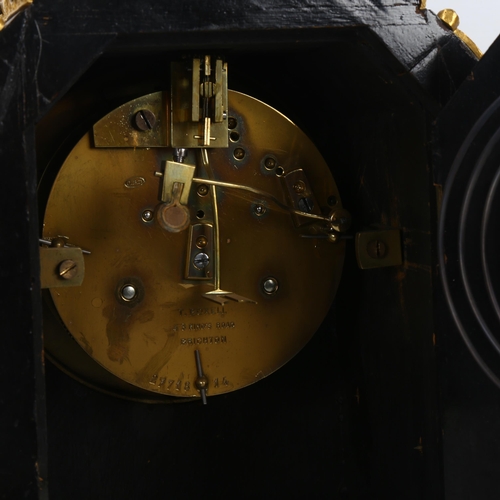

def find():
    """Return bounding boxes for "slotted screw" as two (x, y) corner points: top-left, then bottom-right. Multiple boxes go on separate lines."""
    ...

(58, 260), (77, 280)
(134, 109), (156, 131)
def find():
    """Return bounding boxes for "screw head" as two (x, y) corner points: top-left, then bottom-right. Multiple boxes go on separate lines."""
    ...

(228, 117), (237, 129)
(262, 277), (279, 295)
(254, 204), (267, 216)
(233, 148), (245, 160)
(329, 209), (351, 233)
(197, 184), (209, 196)
(293, 181), (306, 194)
(327, 195), (337, 207)
(298, 197), (313, 213)
(196, 236), (208, 249)
(366, 240), (387, 259)
(141, 210), (154, 222)
(193, 252), (210, 270)
(58, 260), (77, 280)
(120, 284), (137, 301)
(264, 157), (277, 170)
(134, 109), (156, 131)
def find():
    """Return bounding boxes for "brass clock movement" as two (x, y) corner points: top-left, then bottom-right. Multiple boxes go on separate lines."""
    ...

(39, 56), (348, 402)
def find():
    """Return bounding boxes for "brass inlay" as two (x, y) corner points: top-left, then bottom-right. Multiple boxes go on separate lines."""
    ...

(42, 90), (345, 399)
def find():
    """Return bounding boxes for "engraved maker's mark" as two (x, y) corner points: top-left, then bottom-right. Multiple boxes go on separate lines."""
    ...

(178, 306), (227, 318)
(124, 176), (146, 189)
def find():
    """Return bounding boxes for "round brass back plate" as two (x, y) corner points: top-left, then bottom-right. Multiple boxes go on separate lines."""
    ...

(43, 91), (345, 399)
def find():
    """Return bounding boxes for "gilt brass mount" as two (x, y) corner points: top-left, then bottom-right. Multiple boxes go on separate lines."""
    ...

(0, 0), (32, 31)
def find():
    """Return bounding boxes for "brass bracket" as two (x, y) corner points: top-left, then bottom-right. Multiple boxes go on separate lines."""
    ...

(282, 169), (321, 226)
(93, 91), (169, 148)
(186, 224), (214, 280)
(40, 247), (85, 288)
(157, 160), (196, 205)
(0, 0), (32, 31)
(171, 56), (228, 148)
(355, 229), (402, 270)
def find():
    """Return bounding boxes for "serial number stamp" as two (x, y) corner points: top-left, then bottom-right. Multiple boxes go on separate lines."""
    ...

(148, 374), (231, 392)
(180, 336), (227, 345)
